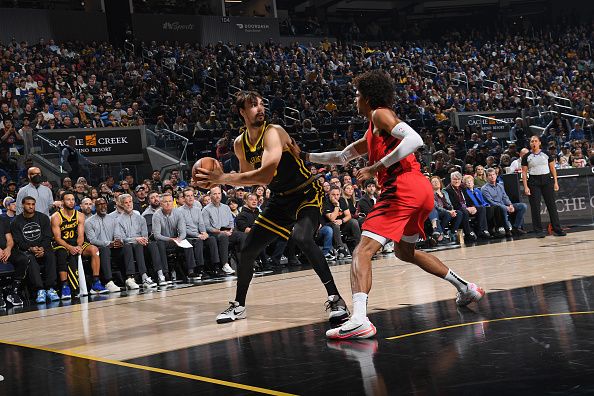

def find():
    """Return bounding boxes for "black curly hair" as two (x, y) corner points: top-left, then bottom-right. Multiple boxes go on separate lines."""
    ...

(353, 70), (395, 110)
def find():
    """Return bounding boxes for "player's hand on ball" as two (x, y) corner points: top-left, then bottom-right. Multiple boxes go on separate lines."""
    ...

(194, 165), (223, 187)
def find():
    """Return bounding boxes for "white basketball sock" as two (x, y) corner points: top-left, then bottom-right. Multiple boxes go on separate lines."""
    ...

(351, 292), (368, 323)
(444, 269), (468, 292)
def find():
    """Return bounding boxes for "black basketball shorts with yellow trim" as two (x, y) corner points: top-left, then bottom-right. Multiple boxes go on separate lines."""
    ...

(253, 178), (324, 240)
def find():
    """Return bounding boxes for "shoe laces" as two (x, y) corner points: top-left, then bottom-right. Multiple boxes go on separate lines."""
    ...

(325, 297), (342, 312)
(222, 301), (238, 314)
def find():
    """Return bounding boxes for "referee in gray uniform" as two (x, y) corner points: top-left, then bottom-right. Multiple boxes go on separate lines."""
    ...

(521, 135), (566, 238)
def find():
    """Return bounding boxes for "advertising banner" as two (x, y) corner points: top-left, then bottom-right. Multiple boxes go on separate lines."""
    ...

(39, 127), (146, 162)
(132, 14), (279, 44)
(505, 168), (594, 227)
(454, 110), (517, 139)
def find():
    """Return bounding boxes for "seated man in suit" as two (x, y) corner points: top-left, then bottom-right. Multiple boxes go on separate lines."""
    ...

(445, 171), (490, 240)
(462, 175), (506, 237)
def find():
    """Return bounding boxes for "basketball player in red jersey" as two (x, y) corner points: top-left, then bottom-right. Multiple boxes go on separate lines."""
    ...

(292, 71), (485, 339)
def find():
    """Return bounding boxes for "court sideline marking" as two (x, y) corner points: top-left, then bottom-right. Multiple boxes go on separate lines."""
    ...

(0, 339), (296, 396)
(386, 311), (594, 340)
(1, 243), (588, 327)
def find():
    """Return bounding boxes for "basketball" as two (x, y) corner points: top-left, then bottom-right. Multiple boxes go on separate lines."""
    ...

(192, 157), (220, 189)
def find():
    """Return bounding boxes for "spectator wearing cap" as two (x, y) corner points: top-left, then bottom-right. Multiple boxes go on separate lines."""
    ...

(4, 181), (18, 200)
(16, 167), (54, 217)
(204, 111), (222, 130)
(2, 196), (17, 223)
(133, 185), (149, 213)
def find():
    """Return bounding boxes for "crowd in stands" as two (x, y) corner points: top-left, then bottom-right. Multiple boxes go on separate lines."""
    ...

(0, 21), (594, 307)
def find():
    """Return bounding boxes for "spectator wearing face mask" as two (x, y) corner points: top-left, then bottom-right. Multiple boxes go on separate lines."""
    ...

(16, 167), (54, 216)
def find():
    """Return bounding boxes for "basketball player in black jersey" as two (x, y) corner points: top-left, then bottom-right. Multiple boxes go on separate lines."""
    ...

(194, 91), (348, 324)
(51, 192), (106, 298)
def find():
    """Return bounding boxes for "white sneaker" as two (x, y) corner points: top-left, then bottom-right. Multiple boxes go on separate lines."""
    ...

(326, 317), (377, 340)
(222, 263), (235, 275)
(158, 277), (169, 287)
(382, 241), (394, 253)
(125, 278), (140, 290)
(216, 301), (246, 323)
(456, 283), (485, 307)
(105, 280), (121, 293)
(142, 277), (158, 288)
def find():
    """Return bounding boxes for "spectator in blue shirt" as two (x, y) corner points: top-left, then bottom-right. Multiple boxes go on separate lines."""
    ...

(568, 122), (585, 141)
(481, 168), (527, 236)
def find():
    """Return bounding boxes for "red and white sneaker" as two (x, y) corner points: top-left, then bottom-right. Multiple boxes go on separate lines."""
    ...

(326, 318), (377, 340)
(456, 283), (485, 307)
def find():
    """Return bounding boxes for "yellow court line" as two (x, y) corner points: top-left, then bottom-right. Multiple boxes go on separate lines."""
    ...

(0, 339), (297, 396)
(385, 311), (594, 340)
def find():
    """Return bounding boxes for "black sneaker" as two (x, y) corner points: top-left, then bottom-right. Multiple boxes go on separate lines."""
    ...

(553, 230), (567, 237)
(465, 232), (478, 242)
(536, 232), (546, 238)
(0, 296), (6, 309)
(187, 272), (201, 282)
(479, 230), (491, 239)
(199, 271), (210, 280)
(325, 295), (350, 327)
(337, 247), (352, 260)
(6, 292), (23, 306)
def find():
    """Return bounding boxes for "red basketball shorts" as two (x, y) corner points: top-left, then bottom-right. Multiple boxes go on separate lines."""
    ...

(362, 172), (434, 244)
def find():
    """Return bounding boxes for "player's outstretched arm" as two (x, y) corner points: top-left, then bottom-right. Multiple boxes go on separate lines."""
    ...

(288, 136), (367, 165)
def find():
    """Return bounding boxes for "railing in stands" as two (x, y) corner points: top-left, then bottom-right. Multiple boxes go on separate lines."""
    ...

(548, 94), (573, 109)
(284, 106), (300, 125)
(450, 71), (469, 91)
(124, 40), (135, 57)
(146, 126), (189, 173)
(423, 64), (439, 77)
(204, 76), (217, 91)
(180, 64), (194, 82)
(482, 79), (501, 91)
(398, 57), (412, 69)
(517, 87), (538, 104)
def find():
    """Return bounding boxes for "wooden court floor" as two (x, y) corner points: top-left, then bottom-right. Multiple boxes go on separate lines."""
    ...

(1, 229), (594, 395)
